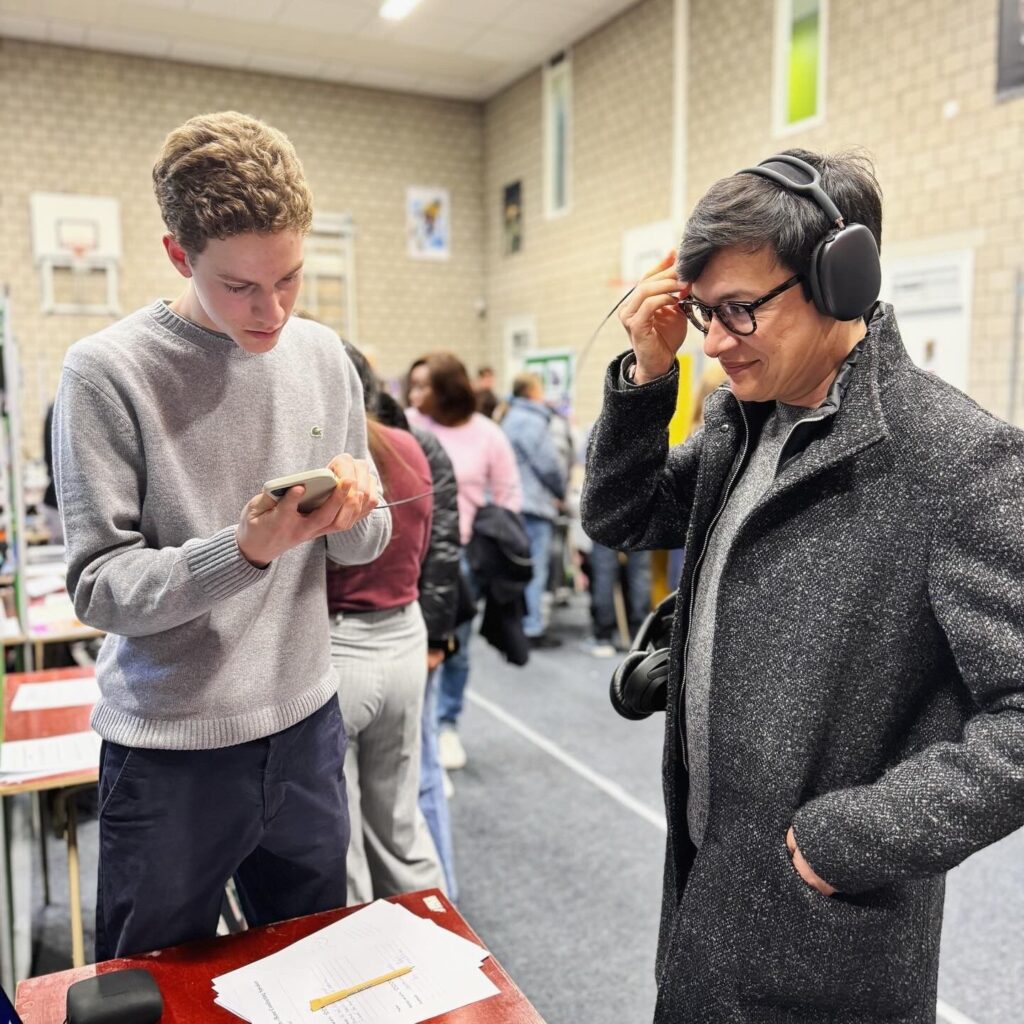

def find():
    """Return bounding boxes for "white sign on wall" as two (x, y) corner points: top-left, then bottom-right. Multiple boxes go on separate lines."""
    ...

(621, 220), (678, 287)
(502, 314), (538, 382)
(880, 249), (973, 393)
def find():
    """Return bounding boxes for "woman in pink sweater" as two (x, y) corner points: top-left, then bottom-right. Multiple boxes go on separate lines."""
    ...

(406, 353), (522, 772)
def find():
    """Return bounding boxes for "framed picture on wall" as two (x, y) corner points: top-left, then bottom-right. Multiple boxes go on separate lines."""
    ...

(406, 186), (450, 261)
(503, 181), (523, 256)
(997, 0), (1024, 97)
(523, 348), (575, 417)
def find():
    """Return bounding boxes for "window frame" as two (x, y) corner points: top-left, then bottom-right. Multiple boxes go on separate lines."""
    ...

(543, 53), (573, 220)
(772, 0), (829, 137)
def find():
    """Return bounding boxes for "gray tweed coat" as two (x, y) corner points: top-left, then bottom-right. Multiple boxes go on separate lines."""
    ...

(581, 303), (1024, 1023)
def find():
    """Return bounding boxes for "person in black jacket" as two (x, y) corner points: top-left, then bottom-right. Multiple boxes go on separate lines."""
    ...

(376, 391), (461, 898)
(582, 149), (1024, 1022)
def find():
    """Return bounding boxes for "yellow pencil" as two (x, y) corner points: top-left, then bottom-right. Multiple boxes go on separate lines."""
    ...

(309, 965), (414, 1012)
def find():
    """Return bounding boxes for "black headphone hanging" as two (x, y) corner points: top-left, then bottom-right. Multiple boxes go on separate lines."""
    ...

(609, 591), (676, 720)
(737, 153), (881, 322)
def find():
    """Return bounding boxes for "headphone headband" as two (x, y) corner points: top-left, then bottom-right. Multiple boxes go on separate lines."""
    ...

(738, 153), (844, 229)
(734, 152), (881, 322)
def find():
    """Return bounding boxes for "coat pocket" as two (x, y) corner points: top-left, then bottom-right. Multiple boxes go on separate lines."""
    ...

(738, 843), (934, 1014)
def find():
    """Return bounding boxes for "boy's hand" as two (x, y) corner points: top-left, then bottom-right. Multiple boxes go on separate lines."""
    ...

(235, 455), (378, 567)
(319, 454), (380, 535)
(619, 252), (690, 384)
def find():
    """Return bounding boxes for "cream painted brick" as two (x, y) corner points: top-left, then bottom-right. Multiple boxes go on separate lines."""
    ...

(3, 0), (1024, 445)
(0, 38), (486, 459)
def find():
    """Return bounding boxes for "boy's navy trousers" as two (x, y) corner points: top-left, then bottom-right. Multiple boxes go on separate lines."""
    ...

(95, 697), (349, 960)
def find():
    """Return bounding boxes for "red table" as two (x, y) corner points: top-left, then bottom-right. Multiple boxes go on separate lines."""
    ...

(0, 667), (99, 974)
(1, 667), (99, 795)
(16, 889), (547, 1023)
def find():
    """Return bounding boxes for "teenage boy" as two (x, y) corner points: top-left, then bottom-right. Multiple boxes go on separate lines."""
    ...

(53, 111), (391, 960)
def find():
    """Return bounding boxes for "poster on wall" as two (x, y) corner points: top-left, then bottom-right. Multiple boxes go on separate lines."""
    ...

(406, 186), (450, 261)
(621, 220), (678, 288)
(502, 314), (537, 382)
(998, 0), (1024, 96)
(503, 181), (523, 255)
(880, 250), (973, 393)
(523, 347), (574, 416)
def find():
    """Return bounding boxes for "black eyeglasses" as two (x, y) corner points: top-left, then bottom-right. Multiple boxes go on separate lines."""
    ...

(679, 274), (803, 337)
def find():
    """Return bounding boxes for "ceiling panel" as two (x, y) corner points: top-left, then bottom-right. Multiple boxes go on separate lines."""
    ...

(0, 0), (642, 101)
(274, 0), (379, 35)
(358, 12), (484, 52)
(191, 0), (284, 21)
(459, 28), (558, 64)
(492, 1), (596, 38)
(430, 0), (515, 25)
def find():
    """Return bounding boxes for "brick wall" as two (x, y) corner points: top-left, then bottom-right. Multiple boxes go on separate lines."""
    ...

(3, 0), (1023, 461)
(686, 0), (1024, 422)
(482, 0), (676, 428)
(0, 38), (486, 460)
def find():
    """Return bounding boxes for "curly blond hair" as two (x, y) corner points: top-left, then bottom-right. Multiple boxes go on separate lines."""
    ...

(152, 111), (313, 255)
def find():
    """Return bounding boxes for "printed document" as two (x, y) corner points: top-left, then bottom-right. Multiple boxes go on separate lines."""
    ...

(212, 899), (499, 1024)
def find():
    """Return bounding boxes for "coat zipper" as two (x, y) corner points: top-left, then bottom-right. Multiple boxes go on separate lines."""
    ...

(677, 397), (750, 769)
(773, 411), (831, 479)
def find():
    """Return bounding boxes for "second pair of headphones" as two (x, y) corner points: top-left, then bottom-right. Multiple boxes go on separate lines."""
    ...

(609, 591), (677, 721)
(738, 153), (881, 322)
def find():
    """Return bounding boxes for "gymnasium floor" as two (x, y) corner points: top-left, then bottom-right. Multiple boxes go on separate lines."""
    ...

(31, 596), (1024, 1023)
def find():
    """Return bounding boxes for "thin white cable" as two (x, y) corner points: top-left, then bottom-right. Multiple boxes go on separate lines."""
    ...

(935, 999), (981, 1024)
(465, 689), (667, 833)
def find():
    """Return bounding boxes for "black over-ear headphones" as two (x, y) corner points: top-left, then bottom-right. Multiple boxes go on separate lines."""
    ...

(737, 153), (881, 322)
(609, 591), (676, 720)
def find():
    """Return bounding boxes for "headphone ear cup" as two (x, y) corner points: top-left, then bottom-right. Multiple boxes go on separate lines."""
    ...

(807, 235), (830, 316)
(610, 651), (654, 721)
(809, 224), (882, 321)
(629, 649), (669, 715)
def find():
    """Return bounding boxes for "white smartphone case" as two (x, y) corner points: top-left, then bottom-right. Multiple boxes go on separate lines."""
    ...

(263, 469), (339, 514)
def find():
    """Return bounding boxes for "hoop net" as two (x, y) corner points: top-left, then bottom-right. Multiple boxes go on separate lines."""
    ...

(69, 243), (93, 275)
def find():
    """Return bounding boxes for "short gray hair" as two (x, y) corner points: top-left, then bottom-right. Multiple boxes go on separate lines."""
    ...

(678, 148), (882, 283)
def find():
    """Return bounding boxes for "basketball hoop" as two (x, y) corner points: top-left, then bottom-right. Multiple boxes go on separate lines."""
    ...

(68, 243), (93, 275)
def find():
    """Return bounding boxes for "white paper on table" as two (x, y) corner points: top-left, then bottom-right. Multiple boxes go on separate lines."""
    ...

(0, 731), (101, 775)
(11, 678), (100, 712)
(0, 618), (22, 639)
(211, 900), (497, 1024)
(24, 574), (68, 599)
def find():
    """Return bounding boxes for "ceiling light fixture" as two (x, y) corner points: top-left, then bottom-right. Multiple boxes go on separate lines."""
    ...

(380, 0), (422, 20)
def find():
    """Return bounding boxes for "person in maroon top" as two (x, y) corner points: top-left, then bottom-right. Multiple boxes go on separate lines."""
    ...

(328, 344), (446, 902)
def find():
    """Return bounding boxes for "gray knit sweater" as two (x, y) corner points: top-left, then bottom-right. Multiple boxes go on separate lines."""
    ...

(53, 301), (391, 750)
(684, 401), (806, 846)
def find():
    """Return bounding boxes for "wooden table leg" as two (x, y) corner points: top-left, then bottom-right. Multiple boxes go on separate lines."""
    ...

(65, 796), (84, 968)
(0, 796), (14, 993)
(35, 793), (50, 907)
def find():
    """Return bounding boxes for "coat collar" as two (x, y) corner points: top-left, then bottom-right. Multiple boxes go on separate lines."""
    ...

(703, 303), (908, 487)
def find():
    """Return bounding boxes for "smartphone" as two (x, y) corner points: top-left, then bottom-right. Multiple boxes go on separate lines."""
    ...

(263, 469), (339, 514)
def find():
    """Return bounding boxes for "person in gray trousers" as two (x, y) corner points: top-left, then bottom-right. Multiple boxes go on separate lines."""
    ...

(582, 148), (1024, 1023)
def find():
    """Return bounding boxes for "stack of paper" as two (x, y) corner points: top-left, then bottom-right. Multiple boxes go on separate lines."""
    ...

(0, 730), (102, 785)
(11, 677), (100, 712)
(213, 900), (499, 1024)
